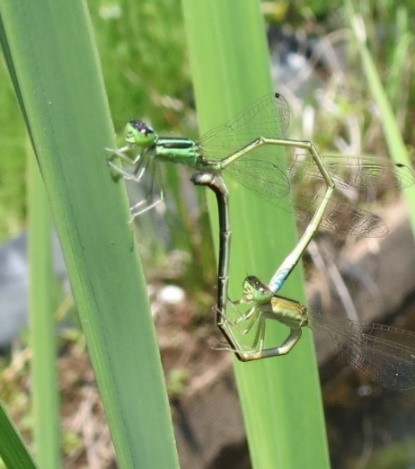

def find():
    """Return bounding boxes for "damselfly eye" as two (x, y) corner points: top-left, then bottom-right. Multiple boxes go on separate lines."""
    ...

(129, 119), (154, 136)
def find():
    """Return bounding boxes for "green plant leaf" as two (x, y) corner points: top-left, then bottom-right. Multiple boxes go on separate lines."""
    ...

(0, 1), (179, 467)
(0, 400), (37, 469)
(182, 0), (330, 467)
(28, 152), (61, 467)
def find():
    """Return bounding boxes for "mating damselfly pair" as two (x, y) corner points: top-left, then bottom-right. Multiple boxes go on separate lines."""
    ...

(108, 92), (415, 390)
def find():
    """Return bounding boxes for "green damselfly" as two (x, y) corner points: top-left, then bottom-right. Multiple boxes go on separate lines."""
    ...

(202, 166), (415, 390)
(107, 93), (412, 236)
(223, 275), (415, 390)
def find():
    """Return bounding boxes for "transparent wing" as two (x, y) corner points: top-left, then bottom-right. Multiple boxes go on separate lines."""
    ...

(199, 92), (290, 159)
(225, 159), (291, 199)
(295, 195), (389, 238)
(310, 313), (415, 390)
(199, 93), (415, 238)
(199, 92), (292, 201)
(289, 153), (415, 238)
(291, 153), (415, 193)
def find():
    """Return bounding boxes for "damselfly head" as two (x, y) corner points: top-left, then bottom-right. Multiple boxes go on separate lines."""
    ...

(125, 119), (158, 147)
(242, 276), (272, 303)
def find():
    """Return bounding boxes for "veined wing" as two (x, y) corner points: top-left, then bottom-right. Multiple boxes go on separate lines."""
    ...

(199, 92), (290, 160)
(225, 158), (291, 200)
(288, 153), (414, 238)
(295, 195), (390, 238)
(198, 93), (414, 238)
(310, 313), (415, 390)
(199, 92), (294, 204)
(290, 153), (415, 194)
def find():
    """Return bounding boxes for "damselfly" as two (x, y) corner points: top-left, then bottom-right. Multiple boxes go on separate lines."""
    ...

(224, 275), (415, 390)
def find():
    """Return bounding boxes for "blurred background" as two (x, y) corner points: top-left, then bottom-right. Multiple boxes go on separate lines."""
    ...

(1, 1), (415, 467)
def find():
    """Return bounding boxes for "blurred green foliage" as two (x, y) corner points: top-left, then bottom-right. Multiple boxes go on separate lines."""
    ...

(89, 0), (191, 130)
